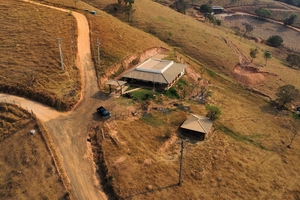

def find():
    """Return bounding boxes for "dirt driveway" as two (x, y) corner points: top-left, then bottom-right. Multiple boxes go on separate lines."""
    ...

(0, 1), (107, 200)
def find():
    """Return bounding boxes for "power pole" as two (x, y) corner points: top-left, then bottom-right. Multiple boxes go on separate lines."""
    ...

(97, 37), (101, 66)
(178, 140), (184, 186)
(56, 38), (64, 71)
(153, 74), (155, 93)
(70, 25), (75, 63)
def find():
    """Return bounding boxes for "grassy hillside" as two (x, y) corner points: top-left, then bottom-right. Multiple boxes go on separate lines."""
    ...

(0, 103), (68, 199)
(0, 0), (80, 110)
(1, 0), (300, 199)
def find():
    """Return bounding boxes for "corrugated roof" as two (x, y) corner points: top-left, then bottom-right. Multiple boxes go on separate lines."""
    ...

(180, 114), (213, 133)
(122, 59), (186, 84)
(105, 80), (127, 86)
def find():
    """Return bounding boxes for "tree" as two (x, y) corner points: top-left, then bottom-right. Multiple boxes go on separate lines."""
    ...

(175, 0), (187, 14)
(255, 8), (271, 18)
(250, 48), (258, 61)
(284, 14), (298, 26)
(286, 54), (300, 68)
(243, 22), (254, 37)
(263, 51), (271, 66)
(275, 84), (299, 109)
(205, 104), (221, 120)
(199, 4), (212, 21)
(266, 35), (283, 47)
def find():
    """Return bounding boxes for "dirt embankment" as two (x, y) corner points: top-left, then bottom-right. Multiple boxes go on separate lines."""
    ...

(98, 47), (169, 85)
(0, 84), (74, 111)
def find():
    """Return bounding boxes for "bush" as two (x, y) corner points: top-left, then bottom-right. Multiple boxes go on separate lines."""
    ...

(205, 104), (221, 120)
(266, 35), (283, 47)
(165, 87), (180, 99)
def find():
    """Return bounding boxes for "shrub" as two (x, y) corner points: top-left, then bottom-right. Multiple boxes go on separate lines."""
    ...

(205, 104), (221, 120)
(266, 35), (283, 47)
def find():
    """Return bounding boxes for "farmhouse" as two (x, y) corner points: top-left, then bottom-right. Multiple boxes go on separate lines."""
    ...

(180, 114), (213, 141)
(212, 6), (224, 14)
(121, 58), (186, 90)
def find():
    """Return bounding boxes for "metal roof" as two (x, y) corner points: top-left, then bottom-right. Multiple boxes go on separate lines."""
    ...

(180, 114), (213, 133)
(122, 58), (186, 84)
(105, 80), (127, 86)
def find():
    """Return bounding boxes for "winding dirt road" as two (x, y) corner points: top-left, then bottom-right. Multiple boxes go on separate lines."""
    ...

(0, 1), (107, 200)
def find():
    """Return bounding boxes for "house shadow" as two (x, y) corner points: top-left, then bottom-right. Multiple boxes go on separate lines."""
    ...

(124, 183), (179, 199)
(90, 91), (111, 101)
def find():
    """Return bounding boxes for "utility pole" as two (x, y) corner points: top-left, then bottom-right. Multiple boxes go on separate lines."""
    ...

(153, 74), (155, 94)
(97, 37), (101, 66)
(70, 26), (75, 63)
(178, 140), (184, 187)
(56, 38), (64, 72)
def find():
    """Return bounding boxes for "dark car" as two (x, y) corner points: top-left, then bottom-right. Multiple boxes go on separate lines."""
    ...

(97, 106), (111, 118)
(296, 107), (300, 116)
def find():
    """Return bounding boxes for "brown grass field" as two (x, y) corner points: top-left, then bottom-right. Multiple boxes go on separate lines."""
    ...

(0, 0), (80, 110)
(1, 0), (300, 199)
(0, 103), (68, 199)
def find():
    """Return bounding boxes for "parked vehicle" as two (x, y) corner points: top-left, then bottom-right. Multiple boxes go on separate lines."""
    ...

(296, 107), (300, 116)
(97, 106), (111, 118)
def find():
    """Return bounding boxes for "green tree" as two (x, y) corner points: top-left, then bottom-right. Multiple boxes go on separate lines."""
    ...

(207, 15), (222, 26)
(199, 4), (212, 21)
(286, 54), (300, 68)
(275, 84), (299, 109)
(175, 0), (187, 14)
(250, 48), (258, 61)
(205, 104), (221, 120)
(255, 8), (271, 18)
(284, 14), (298, 26)
(263, 51), (271, 66)
(243, 22), (254, 37)
(266, 35), (283, 47)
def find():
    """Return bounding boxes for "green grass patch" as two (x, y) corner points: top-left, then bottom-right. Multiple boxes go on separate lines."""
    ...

(217, 125), (268, 150)
(292, 113), (300, 119)
(140, 113), (164, 126)
(164, 87), (180, 99)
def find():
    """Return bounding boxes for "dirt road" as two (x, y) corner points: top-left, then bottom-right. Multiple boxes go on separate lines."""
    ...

(0, 1), (107, 200)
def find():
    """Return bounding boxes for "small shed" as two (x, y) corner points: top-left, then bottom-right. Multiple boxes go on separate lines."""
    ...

(105, 80), (127, 95)
(212, 6), (224, 14)
(180, 114), (213, 141)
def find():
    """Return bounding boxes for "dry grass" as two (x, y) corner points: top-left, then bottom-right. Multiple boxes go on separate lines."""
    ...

(1, 0), (300, 199)
(0, 0), (80, 110)
(0, 103), (68, 199)
(222, 15), (300, 52)
(97, 71), (300, 199)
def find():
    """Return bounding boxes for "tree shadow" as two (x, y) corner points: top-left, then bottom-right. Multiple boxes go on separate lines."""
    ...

(124, 183), (179, 199)
(260, 104), (279, 116)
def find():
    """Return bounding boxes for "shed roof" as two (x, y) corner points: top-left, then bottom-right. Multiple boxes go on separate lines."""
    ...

(105, 80), (127, 86)
(180, 114), (213, 133)
(122, 58), (186, 84)
(212, 6), (224, 9)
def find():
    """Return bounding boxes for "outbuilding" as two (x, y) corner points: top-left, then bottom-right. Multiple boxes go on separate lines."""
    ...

(212, 6), (224, 14)
(180, 114), (213, 141)
(121, 58), (186, 90)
